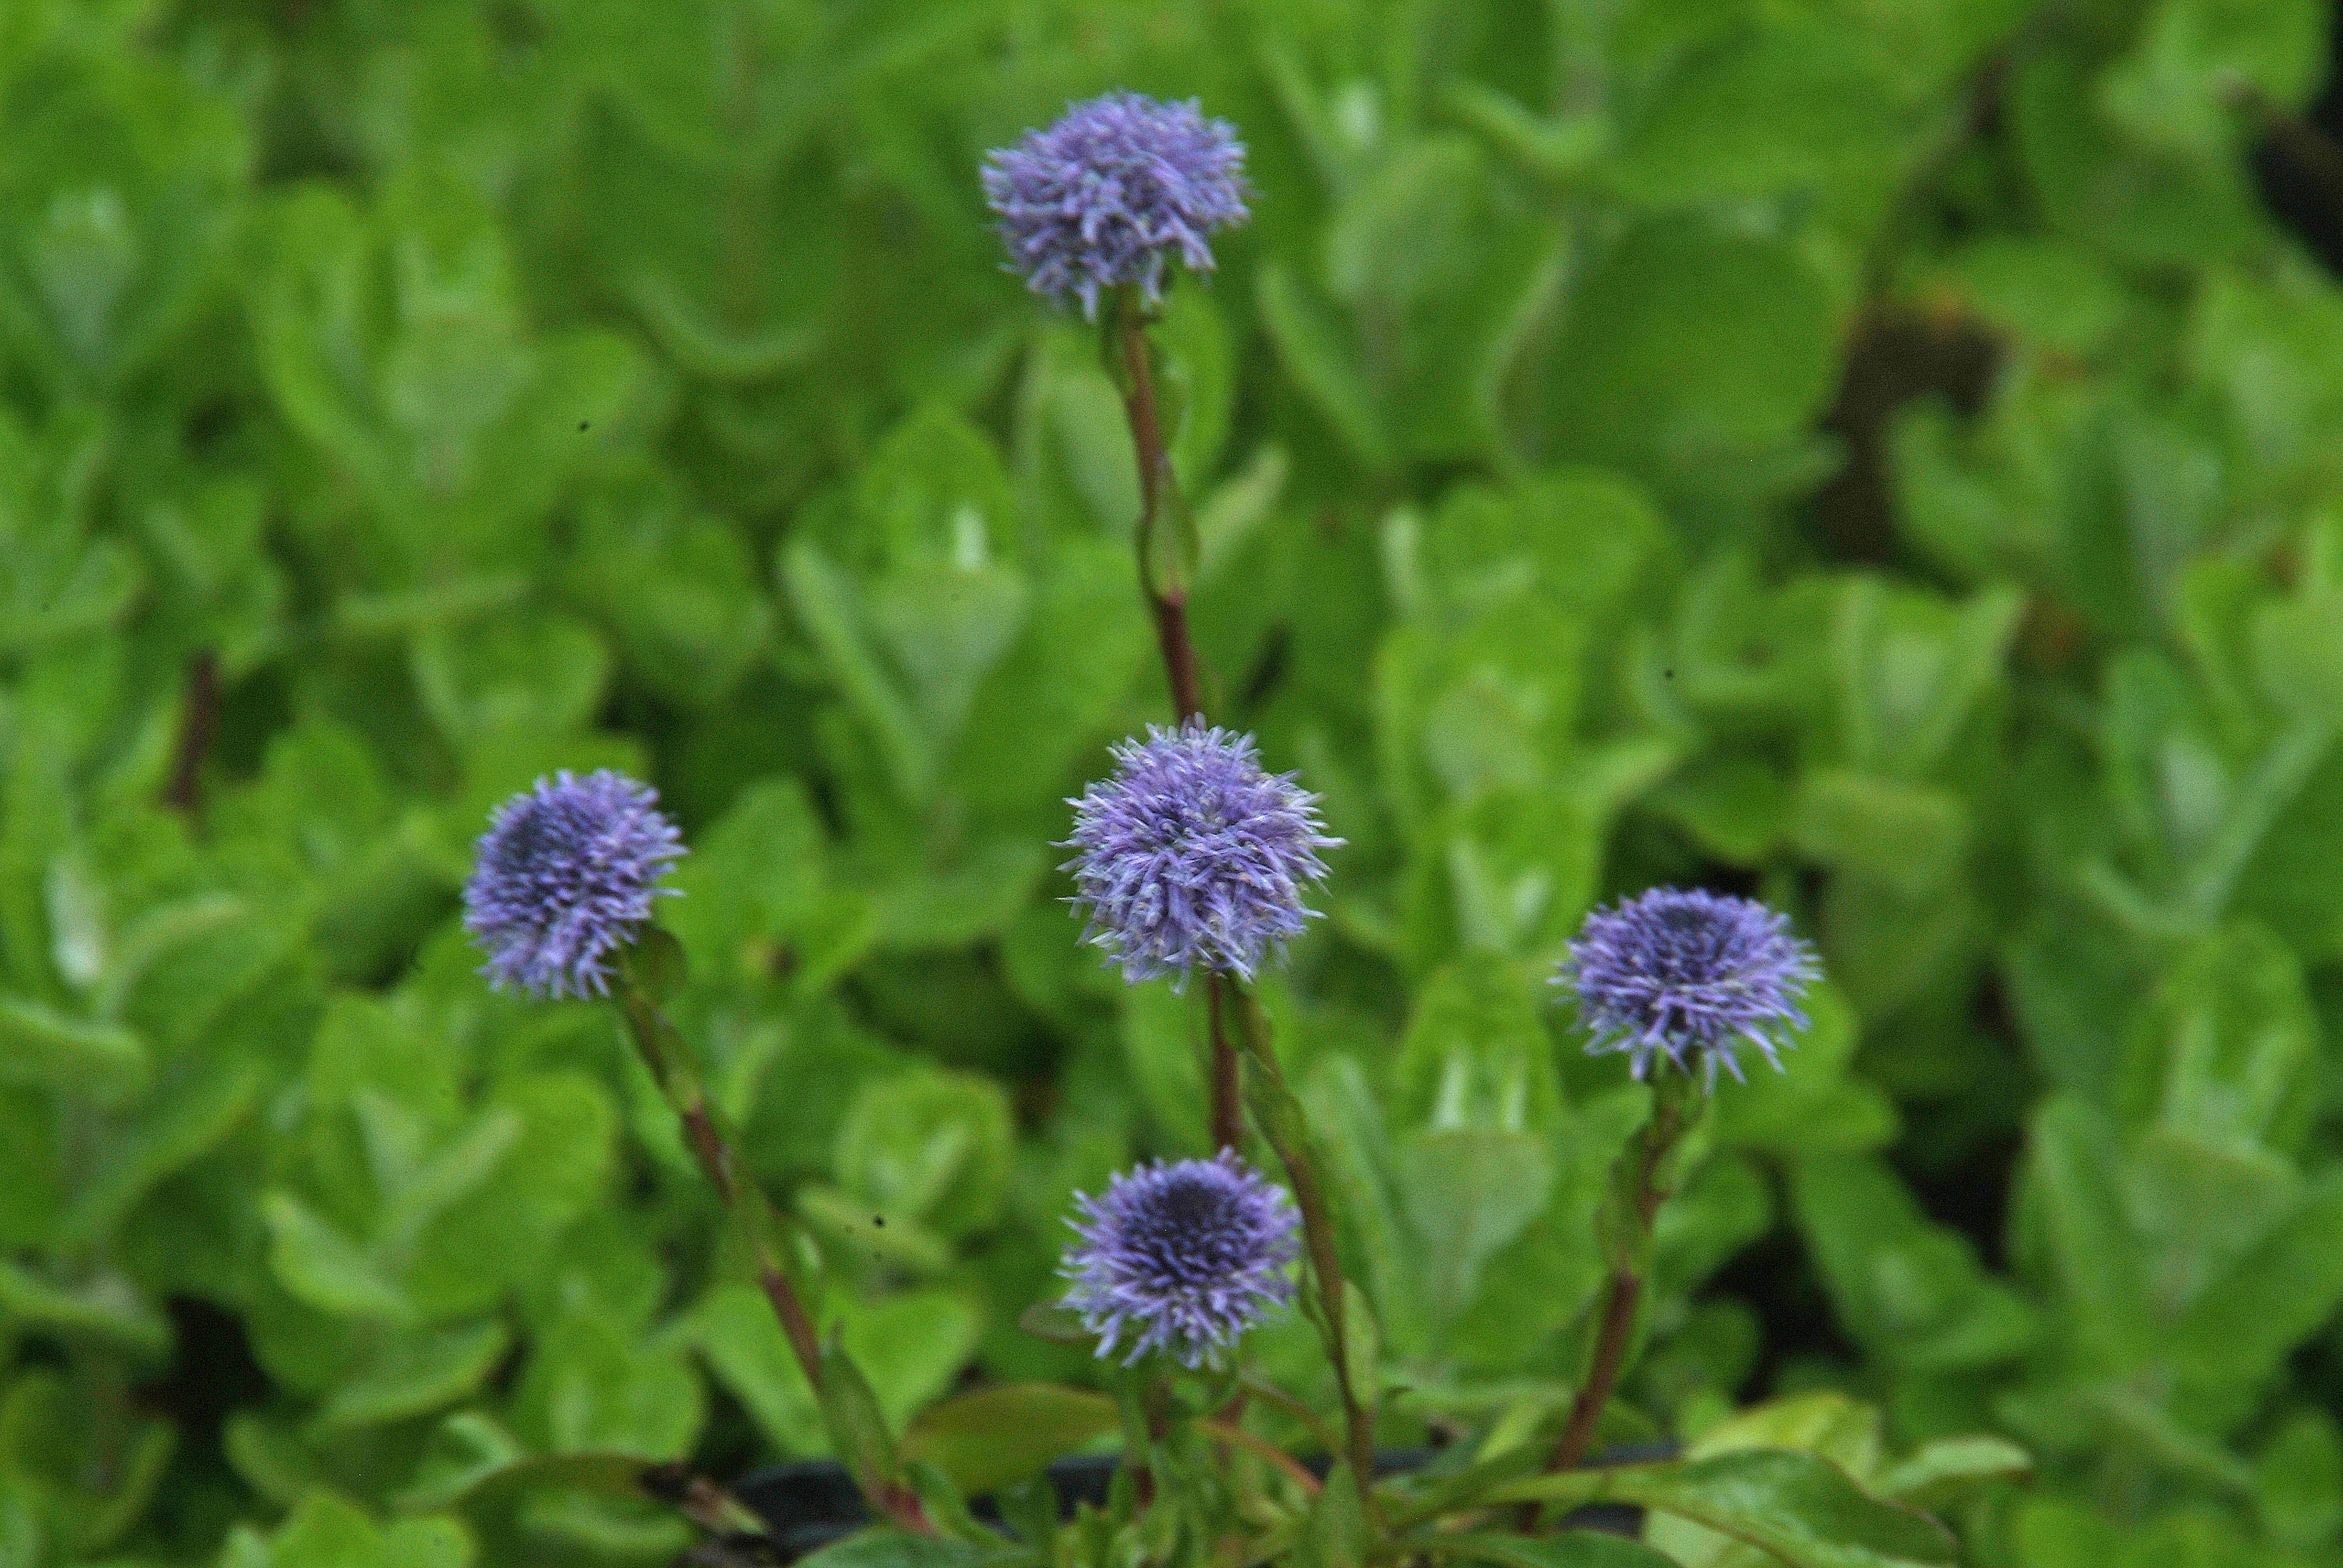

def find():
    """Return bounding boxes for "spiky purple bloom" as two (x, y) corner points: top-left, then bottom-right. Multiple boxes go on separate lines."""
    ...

(463, 770), (684, 1000)
(1061, 721), (1339, 987)
(1061, 1151), (1299, 1368)
(983, 91), (1250, 319)
(1561, 887), (1818, 1090)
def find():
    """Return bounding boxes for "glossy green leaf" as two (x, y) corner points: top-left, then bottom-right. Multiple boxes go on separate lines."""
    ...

(1501, 1450), (1958, 1567)
(903, 1384), (1117, 1496)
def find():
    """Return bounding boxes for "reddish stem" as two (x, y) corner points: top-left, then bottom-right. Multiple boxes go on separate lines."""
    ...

(1114, 296), (1236, 1162)
(164, 650), (220, 816)
(1207, 975), (1243, 1156)
(1519, 1087), (1686, 1529)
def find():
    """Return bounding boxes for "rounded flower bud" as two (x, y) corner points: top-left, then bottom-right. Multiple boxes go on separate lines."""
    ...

(1061, 720), (1338, 987)
(463, 770), (684, 1000)
(1561, 887), (1818, 1089)
(1061, 1151), (1299, 1368)
(983, 91), (1249, 319)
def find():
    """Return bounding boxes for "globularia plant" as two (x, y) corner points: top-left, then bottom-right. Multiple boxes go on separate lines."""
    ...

(434, 86), (2033, 1567)
(461, 770), (939, 1536)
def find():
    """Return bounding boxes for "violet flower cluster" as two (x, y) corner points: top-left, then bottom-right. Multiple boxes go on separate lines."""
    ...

(1061, 1151), (1300, 1368)
(1560, 886), (1818, 1089)
(462, 770), (684, 999)
(1061, 720), (1339, 987)
(983, 91), (1249, 318)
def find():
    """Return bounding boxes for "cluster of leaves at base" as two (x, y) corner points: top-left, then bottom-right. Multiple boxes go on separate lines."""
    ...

(2, 0), (2341, 1564)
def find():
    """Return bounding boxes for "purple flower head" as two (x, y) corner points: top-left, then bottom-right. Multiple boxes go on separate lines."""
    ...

(464, 770), (684, 1000)
(1561, 887), (1818, 1090)
(1061, 720), (1339, 987)
(1061, 1151), (1299, 1368)
(983, 91), (1250, 319)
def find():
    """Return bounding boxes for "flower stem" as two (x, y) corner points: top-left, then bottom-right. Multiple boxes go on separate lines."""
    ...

(1107, 286), (1240, 1164)
(1523, 1071), (1698, 1524)
(1227, 985), (1378, 1509)
(1109, 288), (1205, 723)
(162, 649), (220, 818)
(612, 954), (931, 1537)
(1207, 973), (1244, 1156)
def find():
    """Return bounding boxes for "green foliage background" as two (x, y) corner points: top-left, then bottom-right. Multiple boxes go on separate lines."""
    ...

(4, 0), (2343, 1562)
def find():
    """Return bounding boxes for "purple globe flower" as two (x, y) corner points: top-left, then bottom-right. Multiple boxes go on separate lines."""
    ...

(1062, 721), (1339, 987)
(983, 91), (1250, 319)
(464, 770), (684, 1000)
(1561, 887), (1818, 1089)
(1061, 1151), (1299, 1368)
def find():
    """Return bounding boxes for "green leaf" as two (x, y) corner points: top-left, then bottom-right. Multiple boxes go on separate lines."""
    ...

(1826, 578), (2023, 780)
(1441, 84), (1610, 184)
(516, 1302), (702, 1458)
(1016, 1303), (1093, 1346)
(864, 562), (1031, 749)
(0, 994), (146, 1101)
(1324, 137), (1485, 309)
(1118, 982), (1208, 1152)
(1300, 1461), (1369, 1568)
(399, 1415), (649, 1516)
(874, 841), (1048, 950)
(240, 1491), (473, 1568)
(695, 1284), (980, 1457)
(2022, 1097), (2155, 1371)
(794, 1527), (1007, 1568)
(2173, 1169), (2343, 1391)
(2009, 50), (2260, 268)
(1503, 1450), (1958, 1568)
(1649, 756), (1791, 864)
(1396, 1127), (1554, 1326)
(1402, 790), (1601, 974)
(0, 1256), (168, 1355)
(1547, 218), (1838, 494)
(1713, 985), (1898, 1158)
(624, 924), (689, 1009)
(405, 1072), (617, 1317)
(1610, 22), (1904, 203)
(903, 1384), (1118, 1497)
(1790, 1155), (2037, 1372)
(1788, 771), (1969, 899)
(821, 1330), (910, 1499)
(259, 1192), (410, 1323)
(1392, 951), (1562, 1135)
(833, 1065), (1014, 1239)
(411, 612), (611, 748)
(2251, 1408), (2343, 1550)
(1429, 1530), (1678, 1568)
(313, 1319), (511, 1433)
(781, 536), (934, 800)
(2116, 922), (2319, 1159)
(2100, 0), (2324, 156)
(1257, 260), (1389, 472)
(1875, 1436), (2033, 1511)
